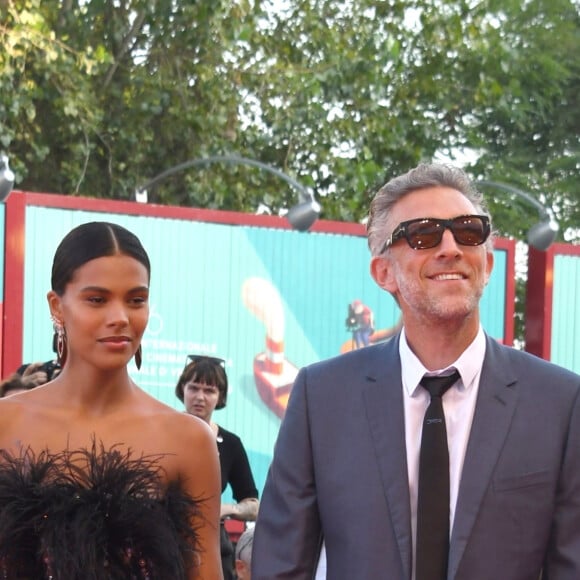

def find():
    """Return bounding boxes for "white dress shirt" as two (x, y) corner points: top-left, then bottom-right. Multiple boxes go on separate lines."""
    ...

(314, 543), (327, 579)
(399, 325), (486, 580)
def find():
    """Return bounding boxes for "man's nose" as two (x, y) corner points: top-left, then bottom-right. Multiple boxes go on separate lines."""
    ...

(436, 228), (462, 254)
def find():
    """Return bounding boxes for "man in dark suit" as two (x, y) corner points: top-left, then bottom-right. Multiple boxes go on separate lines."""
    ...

(252, 163), (580, 579)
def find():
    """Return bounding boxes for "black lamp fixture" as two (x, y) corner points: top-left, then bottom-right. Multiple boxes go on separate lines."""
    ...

(0, 154), (15, 202)
(477, 180), (559, 251)
(135, 154), (321, 232)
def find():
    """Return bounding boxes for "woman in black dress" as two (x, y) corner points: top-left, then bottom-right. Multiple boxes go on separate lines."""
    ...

(0, 222), (223, 579)
(176, 355), (259, 580)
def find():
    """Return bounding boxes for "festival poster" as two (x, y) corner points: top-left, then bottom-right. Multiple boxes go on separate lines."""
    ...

(19, 205), (510, 496)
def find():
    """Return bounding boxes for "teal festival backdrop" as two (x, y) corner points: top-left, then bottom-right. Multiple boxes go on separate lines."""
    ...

(550, 253), (580, 374)
(17, 205), (510, 497)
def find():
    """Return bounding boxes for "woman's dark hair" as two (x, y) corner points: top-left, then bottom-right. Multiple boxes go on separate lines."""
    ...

(51, 222), (151, 295)
(175, 357), (228, 410)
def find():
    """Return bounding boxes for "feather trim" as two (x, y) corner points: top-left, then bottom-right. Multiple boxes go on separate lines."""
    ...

(0, 442), (202, 579)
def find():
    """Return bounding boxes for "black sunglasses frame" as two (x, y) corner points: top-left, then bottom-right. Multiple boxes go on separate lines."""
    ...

(382, 214), (491, 252)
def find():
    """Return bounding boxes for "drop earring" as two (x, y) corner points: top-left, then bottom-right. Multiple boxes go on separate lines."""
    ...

(55, 323), (67, 367)
(135, 344), (142, 370)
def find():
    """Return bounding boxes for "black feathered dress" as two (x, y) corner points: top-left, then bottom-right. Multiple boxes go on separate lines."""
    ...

(0, 442), (202, 579)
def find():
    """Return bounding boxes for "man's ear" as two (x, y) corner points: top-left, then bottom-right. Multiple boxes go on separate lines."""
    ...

(484, 247), (494, 285)
(370, 254), (397, 294)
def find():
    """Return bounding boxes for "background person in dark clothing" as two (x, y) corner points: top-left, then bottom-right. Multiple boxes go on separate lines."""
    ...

(14, 332), (62, 386)
(0, 375), (31, 397)
(176, 355), (259, 580)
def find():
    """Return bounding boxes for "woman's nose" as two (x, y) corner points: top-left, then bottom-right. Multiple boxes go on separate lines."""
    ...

(106, 302), (130, 325)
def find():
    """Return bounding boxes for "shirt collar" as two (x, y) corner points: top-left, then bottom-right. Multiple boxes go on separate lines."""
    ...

(399, 325), (486, 397)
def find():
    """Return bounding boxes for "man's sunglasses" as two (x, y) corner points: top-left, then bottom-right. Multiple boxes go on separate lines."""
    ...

(184, 354), (226, 369)
(381, 214), (491, 251)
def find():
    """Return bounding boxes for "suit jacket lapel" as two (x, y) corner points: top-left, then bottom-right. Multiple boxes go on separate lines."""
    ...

(448, 336), (519, 578)
(362, 335), (412, 580)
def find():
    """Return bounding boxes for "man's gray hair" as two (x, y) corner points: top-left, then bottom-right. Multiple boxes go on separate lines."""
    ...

(366, 163), (493, 256)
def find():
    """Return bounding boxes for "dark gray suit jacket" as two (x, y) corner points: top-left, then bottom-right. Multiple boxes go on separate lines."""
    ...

(252, 333), (580, 579)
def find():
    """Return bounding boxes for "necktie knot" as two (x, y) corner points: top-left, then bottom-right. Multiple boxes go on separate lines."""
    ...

(420, 370), (460, 399)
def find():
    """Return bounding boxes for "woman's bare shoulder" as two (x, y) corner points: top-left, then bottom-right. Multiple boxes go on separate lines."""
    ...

(163, 409), (214, 444)
(137, 404), (218, 488)
(0, 395), (38, 449)
(138, 396), (214, 446)
(0, 394), (33, 423)
(140, 393), (206, 425)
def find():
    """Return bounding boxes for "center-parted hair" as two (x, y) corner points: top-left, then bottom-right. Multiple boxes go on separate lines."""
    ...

(51, 222), (151, 295)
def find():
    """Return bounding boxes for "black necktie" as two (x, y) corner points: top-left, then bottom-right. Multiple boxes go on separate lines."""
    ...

(416, 370), (460, 580)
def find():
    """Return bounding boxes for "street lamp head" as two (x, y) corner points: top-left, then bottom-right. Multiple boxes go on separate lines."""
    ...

(476, 179), (559, 251)
(287, 195), (321, 232)
(134, 154), (321, 231)
(527, 217), (559, 251)
(0, 154), (15, 202)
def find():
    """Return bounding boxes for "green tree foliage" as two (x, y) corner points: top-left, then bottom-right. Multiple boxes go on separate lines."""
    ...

(1, 0), (579, 242)
(463, 0), (580, 244)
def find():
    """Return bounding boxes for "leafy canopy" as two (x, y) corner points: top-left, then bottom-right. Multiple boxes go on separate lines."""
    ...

(1, 0), (578, 244)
